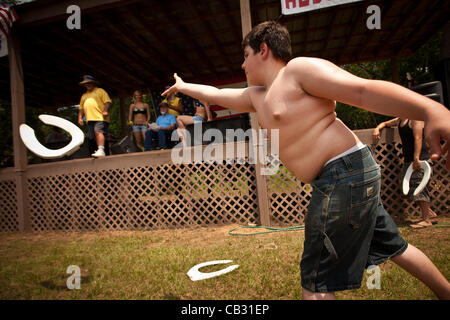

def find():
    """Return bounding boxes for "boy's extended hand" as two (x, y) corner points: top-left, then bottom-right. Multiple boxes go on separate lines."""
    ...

(425, 108), (450, 169)
(162, 73), (184, 97)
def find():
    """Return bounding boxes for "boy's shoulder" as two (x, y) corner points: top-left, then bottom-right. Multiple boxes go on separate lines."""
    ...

(285, 56), (327, 71)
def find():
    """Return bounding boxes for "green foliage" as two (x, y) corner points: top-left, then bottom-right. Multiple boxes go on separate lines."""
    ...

(336, 32), (443, 129)
(108, 99), (122, 140)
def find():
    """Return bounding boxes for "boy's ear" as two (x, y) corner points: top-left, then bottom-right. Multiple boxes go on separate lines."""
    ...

(259, 42), (269, 59)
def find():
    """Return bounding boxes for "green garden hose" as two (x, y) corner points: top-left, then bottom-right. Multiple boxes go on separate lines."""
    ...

(228, 225), (305, 236)
(427, 223), (450, 228)
(229, 223), (450, 236)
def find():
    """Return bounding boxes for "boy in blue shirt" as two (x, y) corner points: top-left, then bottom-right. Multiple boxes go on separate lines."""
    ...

(144, 102), (176, 151)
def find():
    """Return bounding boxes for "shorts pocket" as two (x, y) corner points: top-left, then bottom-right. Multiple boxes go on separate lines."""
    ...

(348, 172), (380, 229)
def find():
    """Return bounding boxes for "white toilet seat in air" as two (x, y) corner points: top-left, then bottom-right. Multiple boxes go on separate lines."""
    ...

(402, 161), (431, 196)
(187, 260), (239, 281)
(19, 115), (84, 159)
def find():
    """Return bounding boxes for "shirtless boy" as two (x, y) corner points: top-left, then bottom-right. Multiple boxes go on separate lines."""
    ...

(163, 21), (450, 300)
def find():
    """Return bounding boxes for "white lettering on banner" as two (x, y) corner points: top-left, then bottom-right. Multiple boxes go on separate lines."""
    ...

(281, 0), (364, 15)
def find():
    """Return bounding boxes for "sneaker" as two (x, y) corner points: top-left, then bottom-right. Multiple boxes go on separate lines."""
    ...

(92, 149), (105, 157)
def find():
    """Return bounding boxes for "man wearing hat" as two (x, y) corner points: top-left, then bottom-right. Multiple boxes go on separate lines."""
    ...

(77, 75), (112, 157)
(144, 102), (176, 151)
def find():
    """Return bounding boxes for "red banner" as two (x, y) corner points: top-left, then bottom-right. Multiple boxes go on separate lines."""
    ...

(281, 0), (363, 15)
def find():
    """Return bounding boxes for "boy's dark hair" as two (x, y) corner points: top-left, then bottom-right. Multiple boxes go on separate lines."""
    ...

(242, 21), (292, 64)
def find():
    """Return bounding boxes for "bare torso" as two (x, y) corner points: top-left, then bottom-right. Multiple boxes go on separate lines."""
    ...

(131, 102), (148, 125)
(249, 64), (360, 183)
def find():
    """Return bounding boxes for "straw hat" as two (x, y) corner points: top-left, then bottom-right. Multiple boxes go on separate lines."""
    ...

(79, 75), (98, 85)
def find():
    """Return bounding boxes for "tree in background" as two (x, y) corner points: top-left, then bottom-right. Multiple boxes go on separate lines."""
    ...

(336, 31), (443, 130)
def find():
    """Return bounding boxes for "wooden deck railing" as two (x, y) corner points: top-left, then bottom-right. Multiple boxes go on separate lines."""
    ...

(0, 128), (448, 232)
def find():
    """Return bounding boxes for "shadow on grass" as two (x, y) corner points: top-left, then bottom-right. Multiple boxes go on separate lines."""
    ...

(40, 275), (93, 291)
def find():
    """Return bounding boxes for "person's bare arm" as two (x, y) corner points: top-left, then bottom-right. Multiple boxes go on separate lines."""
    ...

(78, 106), (85, 126)
(128, 104), (134, 123)
(163, 73), (256, 113)
(372, 117), (400, 144)
(103, 102), (111, 116)
(145, 103), (151, 122)
(203, 102), (213, 121)
(289, 57), (450, 167)
(412, 120), (425, 171)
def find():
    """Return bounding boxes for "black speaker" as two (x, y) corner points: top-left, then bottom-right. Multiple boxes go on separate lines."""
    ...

(411, 81), (444, 104)
(185, 114), (251, 146)
(436, 58), (450, 109)
(110, 134), (139, 154)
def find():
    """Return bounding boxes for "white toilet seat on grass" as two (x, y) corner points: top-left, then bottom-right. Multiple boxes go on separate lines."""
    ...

(187, 260), (239, 281)
(19, 115), (84, 159)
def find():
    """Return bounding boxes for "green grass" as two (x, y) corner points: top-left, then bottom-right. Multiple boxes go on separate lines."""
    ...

(0, 217), (449, 300)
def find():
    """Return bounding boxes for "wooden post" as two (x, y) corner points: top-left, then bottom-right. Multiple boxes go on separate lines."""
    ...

(8, 29), (31, 232)
(240, 0), (271, 227)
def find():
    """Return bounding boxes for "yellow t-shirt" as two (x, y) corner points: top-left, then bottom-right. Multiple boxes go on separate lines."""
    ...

(80, 87), (112, 122)
(162, 97), (181, 117)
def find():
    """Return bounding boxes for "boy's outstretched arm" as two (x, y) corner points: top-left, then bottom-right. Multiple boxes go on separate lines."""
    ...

(289, 58), (450, 168)
(162, 73), (256, 113)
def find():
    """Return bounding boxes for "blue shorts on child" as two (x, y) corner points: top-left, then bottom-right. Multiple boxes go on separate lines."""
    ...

(300, 146), (408, 293)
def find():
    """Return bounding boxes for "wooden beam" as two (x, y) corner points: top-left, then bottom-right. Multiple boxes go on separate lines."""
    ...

(186, 0), (236, 79)
(7, 29), (31, 232)
(37, 30), (125, 87)
(319, 10), (338, 58)
(55, 18), (153, 87)
(396, 0), (449, 56)
(154, 0), (219, 80)
(98, 11), (170, 79)
(240, 0), (271, 227)
(221, 0), (245, 44)
(128, 4), (199, 80)
(337, 5), (367, 63)
(16, 0), (140, 26)
(367, 0), (414, 60)
(240, 0), (252, 38)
